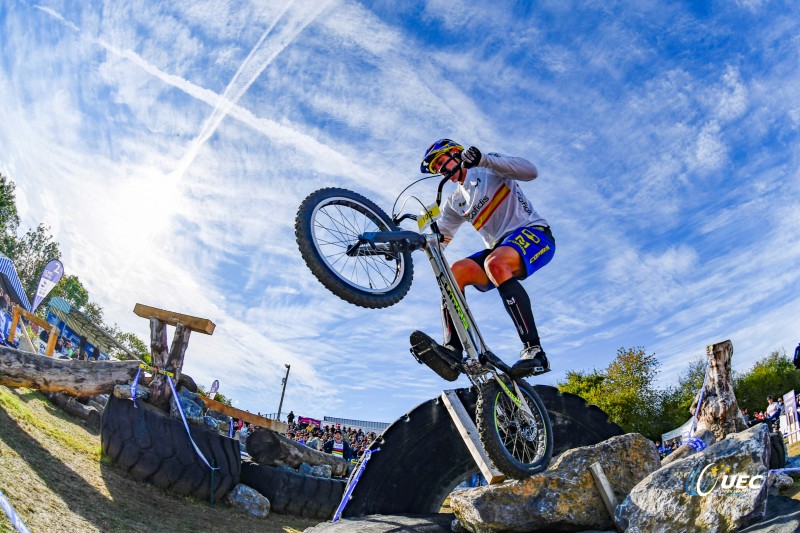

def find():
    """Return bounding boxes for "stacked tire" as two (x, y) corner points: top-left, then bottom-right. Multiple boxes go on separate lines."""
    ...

(241, 461), (346, 519)
(101, 395), (240, 501)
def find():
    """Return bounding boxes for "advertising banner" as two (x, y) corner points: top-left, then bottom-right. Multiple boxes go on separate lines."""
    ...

(784, 390), (797, 444)
(298, 416), (322, 429)
(32, 259), (64, 312)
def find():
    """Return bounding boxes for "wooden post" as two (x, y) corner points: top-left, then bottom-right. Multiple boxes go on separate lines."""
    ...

(133, 303), (215, 413)
(692, 340), (748, 441)
(589, 462), (622, 532)
(8, 305), (60, 357)
(441, 390), (505, 485)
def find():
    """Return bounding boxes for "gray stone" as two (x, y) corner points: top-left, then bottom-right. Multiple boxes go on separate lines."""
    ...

(225, 483), (270, 518)
(203, 415), (222, 432)
(298, 463), (333, 478)
(767, 472), (794, 496)
(450, 433), (660, 532)
(616, 423), (770, 533)
(303, 513), (453, 532)
(170, 387), (204, 424)
(205, 408), (230, 423)
(113, 383), (150, 401)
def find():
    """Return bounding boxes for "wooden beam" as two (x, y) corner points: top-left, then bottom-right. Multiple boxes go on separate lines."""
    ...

(8, 305), (61, 357)
(441, 390), (505, 485)
(589, 462), (623, 532)
(0, 345), (140, 396)
(200, 394), (288, 433)
(133, 303), (216, 335)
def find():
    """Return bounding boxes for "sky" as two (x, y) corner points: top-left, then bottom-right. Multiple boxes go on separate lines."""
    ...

(1, 0), (799, 425)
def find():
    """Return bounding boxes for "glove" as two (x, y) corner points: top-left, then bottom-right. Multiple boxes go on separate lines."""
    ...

(461, 146), (482, 168)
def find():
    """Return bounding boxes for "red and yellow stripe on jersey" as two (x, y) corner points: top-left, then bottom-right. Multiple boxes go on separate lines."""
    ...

(472, 184), (510, 231)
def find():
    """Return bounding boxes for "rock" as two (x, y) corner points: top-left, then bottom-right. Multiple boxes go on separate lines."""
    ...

(169, 387), (204, 424)
(450, 433), (660, 532)
(203, 415), (222, 432)
(767, 472), (795, 496)
(299, 463), (333, 478)
(661, 429), (717, 467)
(225, 483), (270, 518)
(616, 423), (770, 533)
(738, 495), (800, 533)
(113, 383), (150, 401)
(205, 409), (230, 423)
(303, 513), (455, 532)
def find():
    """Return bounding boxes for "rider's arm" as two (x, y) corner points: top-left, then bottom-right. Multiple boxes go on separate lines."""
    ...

(479, 152), (538, 182)
(438, 198), (465, 249)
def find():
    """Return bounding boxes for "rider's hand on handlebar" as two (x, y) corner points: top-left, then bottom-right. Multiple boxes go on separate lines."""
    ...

(461, 146), (482, 168)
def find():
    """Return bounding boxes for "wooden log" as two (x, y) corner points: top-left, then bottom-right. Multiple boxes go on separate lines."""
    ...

(247, 428), (348, 477)
(148, 318), (172, 412)
(0, 345), (140, 396)
(692, 340), (748, 440)
(200, 395), (287, 432)
(43, 391), (102, 428)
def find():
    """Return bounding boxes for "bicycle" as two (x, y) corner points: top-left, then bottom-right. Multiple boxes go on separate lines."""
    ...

(294, 176), (553, 479)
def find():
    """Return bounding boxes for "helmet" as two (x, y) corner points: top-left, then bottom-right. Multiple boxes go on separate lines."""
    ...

(420, 138), (463, 174)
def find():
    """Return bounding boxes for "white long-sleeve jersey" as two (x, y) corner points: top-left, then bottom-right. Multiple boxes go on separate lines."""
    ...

(438, 152), (548, 249)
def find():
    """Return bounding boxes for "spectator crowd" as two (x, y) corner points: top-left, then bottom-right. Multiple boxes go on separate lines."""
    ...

(283, 418), (378, 463)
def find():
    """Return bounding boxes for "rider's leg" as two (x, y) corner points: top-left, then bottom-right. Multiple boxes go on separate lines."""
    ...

(484, 247), (541, 348)
(440, 258), (491, 353)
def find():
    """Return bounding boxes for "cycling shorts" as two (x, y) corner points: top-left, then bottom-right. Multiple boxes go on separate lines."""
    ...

(467, 226), (555, 292)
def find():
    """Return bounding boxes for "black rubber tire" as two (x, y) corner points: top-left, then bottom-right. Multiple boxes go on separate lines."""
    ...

(295, 187), (414, 309)
(240, 461), (346, 520)
(101, 395), (240, 501)
(342, 385), (622, 517)
(769, 432), (787, 469)
(476, 379), (553, 479)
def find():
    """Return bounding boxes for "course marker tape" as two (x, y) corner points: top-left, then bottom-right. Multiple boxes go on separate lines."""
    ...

(0, 489), (31, 533)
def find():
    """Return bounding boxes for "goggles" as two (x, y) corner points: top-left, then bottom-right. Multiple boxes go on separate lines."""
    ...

(420, 138), (463, 174)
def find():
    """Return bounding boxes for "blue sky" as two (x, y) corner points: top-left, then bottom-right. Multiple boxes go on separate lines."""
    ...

(1, 0), (798, 424)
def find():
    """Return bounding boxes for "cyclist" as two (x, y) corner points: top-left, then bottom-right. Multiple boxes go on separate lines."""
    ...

(410, 139), (555, 378)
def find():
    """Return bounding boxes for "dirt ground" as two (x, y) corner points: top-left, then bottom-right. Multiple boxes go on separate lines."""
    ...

(0, 386), (322, 533)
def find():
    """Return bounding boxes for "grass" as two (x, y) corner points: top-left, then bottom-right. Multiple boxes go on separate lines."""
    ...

(0, 386), (322, 533)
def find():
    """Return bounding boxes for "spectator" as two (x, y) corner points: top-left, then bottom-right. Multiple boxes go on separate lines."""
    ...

(766, 395), (780, 430)
(287, 411), (295, 425)
(306, 429), (323, 451)
(794, 342), (800, 370)
(323, 429), (354, 462)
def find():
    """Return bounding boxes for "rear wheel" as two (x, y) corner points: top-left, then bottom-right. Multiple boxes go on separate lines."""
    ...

(295, 187), (414, 309)
(476, 378), (553, 479)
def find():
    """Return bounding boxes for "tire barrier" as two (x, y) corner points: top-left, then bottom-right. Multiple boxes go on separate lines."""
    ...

(342, 385), (624, 517)
(101, 395), (240, 502)
(241, 461), (346, 519)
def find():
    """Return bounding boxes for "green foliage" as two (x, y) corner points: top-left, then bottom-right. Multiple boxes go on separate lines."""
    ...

(1, 223), (62, 301)
(557, 347), (664, 438)
(659, 357), (707, 431)
(197, 384), (232, 406)
(734, 350), (800, 414)
(0, 173), (20, 238)
(47, 274), (90, 311)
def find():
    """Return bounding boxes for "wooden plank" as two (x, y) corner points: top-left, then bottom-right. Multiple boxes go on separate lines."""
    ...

(133, 303), (216, 335)
(199, 394), (288, 433)
(589, 462), (622, 532)
(441, 390), (505, 485)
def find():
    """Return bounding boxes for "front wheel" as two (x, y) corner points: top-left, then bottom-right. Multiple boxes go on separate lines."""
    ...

(295, 187), (414, 309)
(476, 378), (553, 479)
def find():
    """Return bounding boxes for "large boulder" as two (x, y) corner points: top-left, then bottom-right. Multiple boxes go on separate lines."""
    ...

(450, 433), (660, 532)
(616, 423), (771, 533)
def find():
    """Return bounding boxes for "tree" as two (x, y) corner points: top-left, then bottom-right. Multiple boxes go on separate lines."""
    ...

(0, 174), (20, 239)
(2, 223), (61, 302)
(557, 347), (664, 439)
(112, 329), (151, 366)
(659, 356), (707, 431)
(46, 274), (89, 312)
(734, 350), (800, 414)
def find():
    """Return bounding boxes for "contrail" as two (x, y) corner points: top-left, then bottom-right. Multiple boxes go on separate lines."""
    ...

(32, 2), (356, 180)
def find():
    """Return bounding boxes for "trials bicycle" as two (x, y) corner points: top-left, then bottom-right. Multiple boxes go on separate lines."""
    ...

(294, 176), (553, 479)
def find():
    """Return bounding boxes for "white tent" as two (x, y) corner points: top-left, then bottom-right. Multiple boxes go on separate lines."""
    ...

(661, 418), (693, 443)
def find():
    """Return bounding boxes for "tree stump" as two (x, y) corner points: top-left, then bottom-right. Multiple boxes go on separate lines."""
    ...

(133, 304), (215, 413)
(691, 340), (748, 440)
